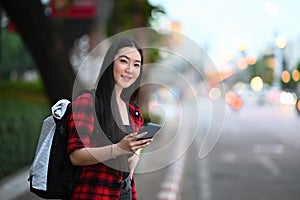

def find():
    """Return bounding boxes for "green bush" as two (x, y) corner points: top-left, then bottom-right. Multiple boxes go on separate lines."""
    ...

(0, 80), (49, 180)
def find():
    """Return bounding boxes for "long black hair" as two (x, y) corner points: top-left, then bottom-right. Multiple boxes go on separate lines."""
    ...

(95, 38), (144, 144)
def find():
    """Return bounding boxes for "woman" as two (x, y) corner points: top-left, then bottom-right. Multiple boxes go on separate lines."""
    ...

(67, 38), (152, 200)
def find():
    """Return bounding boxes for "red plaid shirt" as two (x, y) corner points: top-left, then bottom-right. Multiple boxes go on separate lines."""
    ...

(67, 92), (144, 200)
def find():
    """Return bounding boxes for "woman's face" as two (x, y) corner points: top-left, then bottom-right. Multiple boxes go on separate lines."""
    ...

(113, 47), (142, 90)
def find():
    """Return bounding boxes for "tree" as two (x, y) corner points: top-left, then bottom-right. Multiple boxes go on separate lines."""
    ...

(0, 0), (77, 104)
(107, 0), (164, 36)
(0, 0), (163, 104)
(1, 30), (33, 76)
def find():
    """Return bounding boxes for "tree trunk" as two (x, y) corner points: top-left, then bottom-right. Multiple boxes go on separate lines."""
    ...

(0, 0), (78, 104)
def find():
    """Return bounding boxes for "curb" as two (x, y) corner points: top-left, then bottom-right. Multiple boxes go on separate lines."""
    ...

(0, 167), (30, 200)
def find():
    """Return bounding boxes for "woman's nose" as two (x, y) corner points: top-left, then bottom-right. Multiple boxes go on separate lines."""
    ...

(126, 63), (133, 73)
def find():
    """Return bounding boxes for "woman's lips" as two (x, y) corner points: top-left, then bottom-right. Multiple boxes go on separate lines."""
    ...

(121, 75), (132, 82)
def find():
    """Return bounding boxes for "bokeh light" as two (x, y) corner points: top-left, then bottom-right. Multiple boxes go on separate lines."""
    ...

(236, 38), (248, 52)
(296, 99), (300, 113)
(250, 76), (264, 92)
(236, 57), (248, 69)
(275, 36), (287, 49)
(281, 70), (291, 83)
(280, 91), (297, 106)
(246, 53), (257, 65)
(225, 91), (243, 110)
(292, 69), (300, 82)
(231, 97), (243, 110)
(209, 87), (222, 100)
(225, 91), (237, 104)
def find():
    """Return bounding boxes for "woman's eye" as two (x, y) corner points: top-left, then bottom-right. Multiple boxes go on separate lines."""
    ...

(134, 64), (141, 68)
(120, 59), (128, 64)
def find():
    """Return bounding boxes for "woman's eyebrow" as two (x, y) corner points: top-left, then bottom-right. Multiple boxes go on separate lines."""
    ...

(118, 55), (141, 63)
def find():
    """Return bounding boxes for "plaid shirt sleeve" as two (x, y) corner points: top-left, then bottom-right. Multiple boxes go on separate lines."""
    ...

(67, 93), (95, 154)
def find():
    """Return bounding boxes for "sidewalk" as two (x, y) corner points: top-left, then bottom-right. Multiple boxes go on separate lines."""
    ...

(0, 167), (32, 200)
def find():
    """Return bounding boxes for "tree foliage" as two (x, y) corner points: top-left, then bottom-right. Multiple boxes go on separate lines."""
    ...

(250, 55), (274, 85)
(0, 0), (78, 104)
(1, 30), (34, 76)
(0, 0), (164, 103)
(107, 0), (164, 36)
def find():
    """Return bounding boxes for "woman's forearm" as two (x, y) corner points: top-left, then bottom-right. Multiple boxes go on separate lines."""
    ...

(69, 144), (126, 166)
(70, 132), (151, 166)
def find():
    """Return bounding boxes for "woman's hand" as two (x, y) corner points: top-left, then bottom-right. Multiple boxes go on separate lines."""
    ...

(115, 132), (153, 155)
(128, 151), (140, 180)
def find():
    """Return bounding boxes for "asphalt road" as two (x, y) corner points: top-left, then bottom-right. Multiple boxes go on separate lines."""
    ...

(179, 101), (300, 200)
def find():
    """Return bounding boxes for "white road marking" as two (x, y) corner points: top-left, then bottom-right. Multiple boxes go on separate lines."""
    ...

(257, 155), (280, 176)
(198, 158), (212, 200)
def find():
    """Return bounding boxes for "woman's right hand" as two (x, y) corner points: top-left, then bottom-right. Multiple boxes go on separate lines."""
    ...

(115, 132), (153, 155)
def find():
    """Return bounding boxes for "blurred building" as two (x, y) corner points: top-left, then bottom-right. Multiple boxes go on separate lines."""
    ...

(48, 0), (98, 49)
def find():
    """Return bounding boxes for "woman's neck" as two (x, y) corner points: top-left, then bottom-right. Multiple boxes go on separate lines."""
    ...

(114, 84), (123, 100)
(115, 88), (130, 125)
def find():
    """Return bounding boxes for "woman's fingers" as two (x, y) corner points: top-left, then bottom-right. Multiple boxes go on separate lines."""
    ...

(126, 132), (138, 138)
(133, 138), (153, 150)
(126, 131), (147, 141)
(120, 132), (153, 153)
(134, 131), (147, 140)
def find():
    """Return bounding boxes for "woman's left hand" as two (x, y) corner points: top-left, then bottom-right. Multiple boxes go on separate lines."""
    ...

(128, 152), (140, 180)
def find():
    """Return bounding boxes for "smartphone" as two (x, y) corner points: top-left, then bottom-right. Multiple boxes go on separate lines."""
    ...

(137, 123), (161, 140)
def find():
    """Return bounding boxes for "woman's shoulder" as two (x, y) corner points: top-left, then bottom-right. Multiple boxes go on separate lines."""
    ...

(72, 90), (94, 107)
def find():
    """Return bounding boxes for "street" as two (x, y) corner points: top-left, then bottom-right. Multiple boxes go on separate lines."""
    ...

(179, 100), (300, 200)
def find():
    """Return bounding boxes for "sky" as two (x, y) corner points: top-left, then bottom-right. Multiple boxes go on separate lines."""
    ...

(149, 0), (300, 67)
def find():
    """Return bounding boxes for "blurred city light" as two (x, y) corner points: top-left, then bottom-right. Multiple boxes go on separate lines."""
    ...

(209, 87), (222, 100)
(268, 89), (281, 104)
(222, 51), (233, 63)
(225, 91), (243, 110)
(236, 57), (248, 69)
(225, 91), (237, 104)
(279, 91), (297, 106)
(292, 69), (300, 82)
(281, 70), (291, 83)
(246, 53), (257, 65)
(233, 82), (247, 93)
(236, 38), (248, 52)
(250, 76), (264, 92)
(275, 36), (287, 49)
(231, 96), (243, 110)
(296, 99), (300, 114)
(264, 2), (279, 16)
